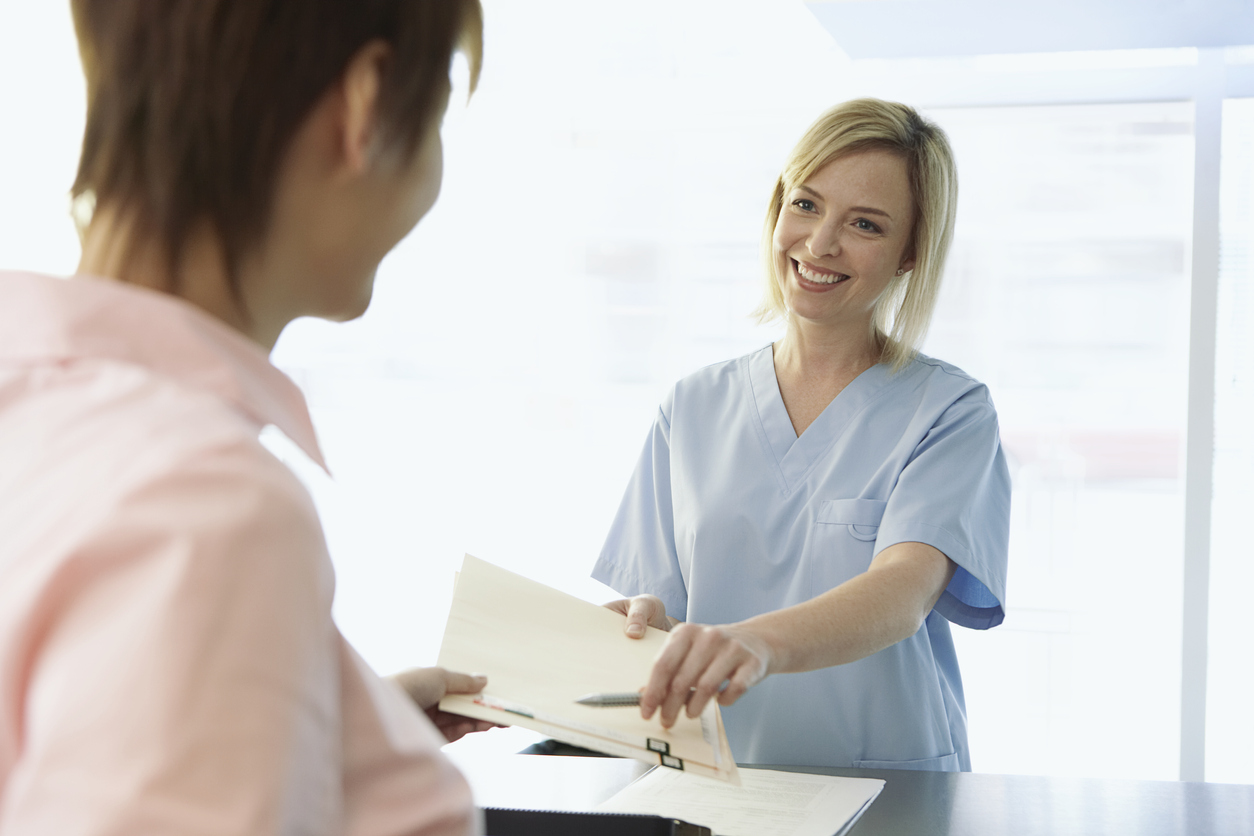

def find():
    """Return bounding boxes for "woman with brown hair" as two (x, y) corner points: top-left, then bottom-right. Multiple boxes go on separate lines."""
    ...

(0, 2), (488, 832)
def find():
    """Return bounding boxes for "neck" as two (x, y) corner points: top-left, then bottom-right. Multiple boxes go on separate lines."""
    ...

(774, 315), (882, 379)
(76, 207), (287, 350)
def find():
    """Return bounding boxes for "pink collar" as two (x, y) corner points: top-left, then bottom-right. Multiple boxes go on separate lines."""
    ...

(0, 271), (327, 472)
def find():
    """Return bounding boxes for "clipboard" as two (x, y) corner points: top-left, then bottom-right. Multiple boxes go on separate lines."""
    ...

(437, 555), (739, 783)
(483, 808), (711, 836)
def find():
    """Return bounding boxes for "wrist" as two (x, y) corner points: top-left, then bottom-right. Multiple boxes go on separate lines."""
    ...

(733, 619), (781, 678)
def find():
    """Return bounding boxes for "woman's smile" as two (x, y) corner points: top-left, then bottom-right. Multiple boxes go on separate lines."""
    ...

(793, 258), (851, 290)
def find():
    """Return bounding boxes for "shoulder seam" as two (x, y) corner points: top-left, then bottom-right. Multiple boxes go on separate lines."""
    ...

(911, 354), (979, 384)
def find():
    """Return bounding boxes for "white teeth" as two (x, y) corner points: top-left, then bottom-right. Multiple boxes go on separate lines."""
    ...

(796, 262), (848, 284)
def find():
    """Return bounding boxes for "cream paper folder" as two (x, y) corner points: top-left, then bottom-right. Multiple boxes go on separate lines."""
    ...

(436, 554), (739, 783)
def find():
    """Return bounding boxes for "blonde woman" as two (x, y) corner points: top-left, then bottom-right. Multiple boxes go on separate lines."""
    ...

(597, 99), (1010, 772)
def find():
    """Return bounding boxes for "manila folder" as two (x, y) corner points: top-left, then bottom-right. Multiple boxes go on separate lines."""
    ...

(437, 554), (738, 783)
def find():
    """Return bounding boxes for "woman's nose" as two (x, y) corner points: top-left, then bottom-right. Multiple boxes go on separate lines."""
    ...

(807, 221), (842, 259)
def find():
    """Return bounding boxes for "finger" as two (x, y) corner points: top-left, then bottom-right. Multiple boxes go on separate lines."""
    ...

(646, 596), (671, 631)
(658, 630), (723, 728)
(686, 647), (743, 719)
(443, 717), (499, 741)
(717, 656), (763, 706)
(640, 628), (695, 720)
(426, 710), (457, 739)
(442, 670), (489, 696)
(441, 720), (478, 744)
(428, 708), (478, 727)
(624, 596), (656, 639)
(395, 666), (454, 709)
(429, 708), (484, 738)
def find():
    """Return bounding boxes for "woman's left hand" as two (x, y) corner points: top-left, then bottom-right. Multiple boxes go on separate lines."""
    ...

(391, 667), (502, 743)
(640, 623), (774, 729)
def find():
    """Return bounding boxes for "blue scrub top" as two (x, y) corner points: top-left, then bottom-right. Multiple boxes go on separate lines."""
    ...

(593, 345), (1010, 771)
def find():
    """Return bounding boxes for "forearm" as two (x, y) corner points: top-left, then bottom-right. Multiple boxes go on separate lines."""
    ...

(743, 541), (956, 675)
(635, 542), (955, 727)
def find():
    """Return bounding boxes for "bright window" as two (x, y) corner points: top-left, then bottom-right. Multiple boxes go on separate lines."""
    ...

(926, 103), (1194, 779)
(1209, 96), (1254, 785)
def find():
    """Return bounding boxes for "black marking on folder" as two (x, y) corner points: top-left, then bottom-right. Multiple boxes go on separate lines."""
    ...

(647, 738), (670, 755)
(661, 754), (684, 770)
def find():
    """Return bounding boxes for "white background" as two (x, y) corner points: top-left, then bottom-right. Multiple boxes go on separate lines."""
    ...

(1, 0), (1249, 783)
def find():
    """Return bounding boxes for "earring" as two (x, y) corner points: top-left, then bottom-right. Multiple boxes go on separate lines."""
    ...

(895, 268), (905, 276)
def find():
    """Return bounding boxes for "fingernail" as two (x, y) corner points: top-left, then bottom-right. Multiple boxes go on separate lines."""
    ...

(627, 624), (643, 637)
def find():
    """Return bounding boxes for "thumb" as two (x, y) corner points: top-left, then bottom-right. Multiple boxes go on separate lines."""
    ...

(443, 671), (489, 696)
(625, 597), (652, 639)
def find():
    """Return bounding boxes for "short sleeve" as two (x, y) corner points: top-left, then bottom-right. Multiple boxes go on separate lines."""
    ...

(591, 401), (689, 620)
(875, 387), (1011, 630)
(2, 442), (342, 835)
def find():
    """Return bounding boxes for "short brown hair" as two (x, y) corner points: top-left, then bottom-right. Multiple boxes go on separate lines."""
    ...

(71, 0), (483, 292)
(754, 98), (958, 372)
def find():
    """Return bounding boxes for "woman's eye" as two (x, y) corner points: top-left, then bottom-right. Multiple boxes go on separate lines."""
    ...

(855, 218), (881, 233)
(791, 198), (816, 212)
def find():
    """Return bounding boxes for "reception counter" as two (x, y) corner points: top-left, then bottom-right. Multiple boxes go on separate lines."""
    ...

(445, 742), (1254, 836)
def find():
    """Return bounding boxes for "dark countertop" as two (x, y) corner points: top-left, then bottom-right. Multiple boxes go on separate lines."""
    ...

(444, 736), (1254, 836)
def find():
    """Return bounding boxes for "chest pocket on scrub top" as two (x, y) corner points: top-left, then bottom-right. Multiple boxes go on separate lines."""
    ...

(808, 498), (889, 596)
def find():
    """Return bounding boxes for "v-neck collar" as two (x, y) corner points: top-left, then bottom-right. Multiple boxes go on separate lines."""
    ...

(746, 343), (894, 494)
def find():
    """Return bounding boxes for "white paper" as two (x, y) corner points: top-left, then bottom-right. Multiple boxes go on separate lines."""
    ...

(596, 766), (885, 836)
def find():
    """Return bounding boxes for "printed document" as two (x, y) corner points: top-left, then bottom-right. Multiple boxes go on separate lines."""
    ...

(596, 766), (884, 836)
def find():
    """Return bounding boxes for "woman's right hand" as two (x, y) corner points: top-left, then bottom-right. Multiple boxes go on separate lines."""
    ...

(603, 594), (672, 638)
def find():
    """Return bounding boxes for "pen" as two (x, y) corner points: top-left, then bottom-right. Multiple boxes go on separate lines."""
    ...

(575, 691), (641, 707)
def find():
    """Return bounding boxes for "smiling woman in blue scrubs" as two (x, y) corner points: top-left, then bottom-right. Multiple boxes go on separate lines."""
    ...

(593, 98), (1010, 772)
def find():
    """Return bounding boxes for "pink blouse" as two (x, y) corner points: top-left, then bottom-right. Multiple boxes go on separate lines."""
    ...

(0, 272), (477, 835)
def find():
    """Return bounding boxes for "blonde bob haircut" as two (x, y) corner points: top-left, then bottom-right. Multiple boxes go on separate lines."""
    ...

(754, 98), (958, 372)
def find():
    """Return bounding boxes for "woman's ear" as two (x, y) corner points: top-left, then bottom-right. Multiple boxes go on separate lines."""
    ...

(339, 40), (393, 173)
(898, 241), (917, 276)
